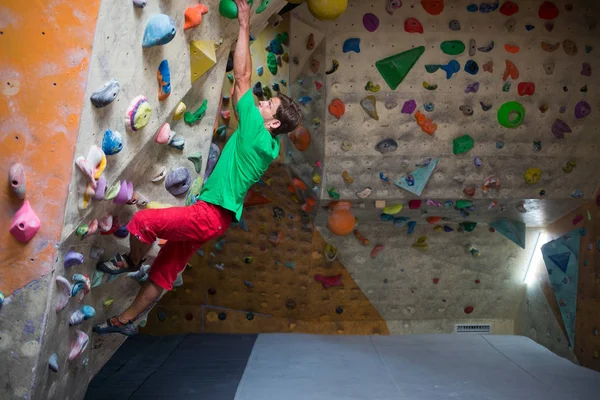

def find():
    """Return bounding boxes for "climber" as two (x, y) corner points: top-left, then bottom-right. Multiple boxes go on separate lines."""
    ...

(93, 0), (303, 336)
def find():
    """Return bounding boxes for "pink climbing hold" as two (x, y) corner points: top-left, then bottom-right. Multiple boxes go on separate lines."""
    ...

(315, 81), (323, 90)
(404, 18), (424, 33)
(539, 1), (559, 20)
(9, 163), (26, 199)
(409, 199), (421, 209)
(154, 123), (173, 144)
(10, 200), (41, 243)
(363, 13), (380, 32)
(314, 274), (343, 289)
(55, 276), (72, 312)
(68, 330), (89, 361)
(572, 214), (583, 225)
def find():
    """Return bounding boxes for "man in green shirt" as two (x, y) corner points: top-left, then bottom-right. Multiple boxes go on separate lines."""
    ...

(94, 0), (302, 335)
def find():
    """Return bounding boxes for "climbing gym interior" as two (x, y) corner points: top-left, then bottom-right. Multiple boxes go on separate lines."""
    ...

(1, 0), (600, 399)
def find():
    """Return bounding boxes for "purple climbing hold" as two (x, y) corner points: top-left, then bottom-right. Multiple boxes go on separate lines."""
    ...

(551, 119), (572, 139)
(479, 2), (499, 13)
(474, 156), (483, 167)
(114, 225), (129, 238)
(581, 62), (592, 76)
(401, 99), (417, 114)
(465, 82), (480, 93)
(64, 250), (84, 268)
(363, 13), (380, 32)
(93, 176), (107, 201)
(165, 167), (191, 196)
(443, 225), (454, 232)
(575, 101), (591, 119)
(559, 106), (567, 113)
(113, 180), (133, 204)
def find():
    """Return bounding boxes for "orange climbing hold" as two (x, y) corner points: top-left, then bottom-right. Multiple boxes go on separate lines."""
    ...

(370, 244), (385, 259)
(503, 60), (519, 81)
(426, 216), (442, 224)
(243, 190), (271, 207)
(354, 229), (370, 246)
(504, 44), (520, 54)
(302, 197), (316, 213)
(328, 201), (355, 236)
(184, 4), (209, 30)
(291, 177), (308, 191)
(328, 99), (345, 119)
(414, 110), (437, 135)
(421, 0), (444, 15)
(288, 125), (311, 151)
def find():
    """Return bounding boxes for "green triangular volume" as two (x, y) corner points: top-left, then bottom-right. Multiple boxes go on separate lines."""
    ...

(376, 46), (425, 90)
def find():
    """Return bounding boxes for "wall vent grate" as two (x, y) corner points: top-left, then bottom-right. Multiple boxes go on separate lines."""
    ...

(455, 324), (491, 334)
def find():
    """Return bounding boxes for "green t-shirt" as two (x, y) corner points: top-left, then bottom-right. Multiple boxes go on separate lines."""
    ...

(199, 89), (280, 221)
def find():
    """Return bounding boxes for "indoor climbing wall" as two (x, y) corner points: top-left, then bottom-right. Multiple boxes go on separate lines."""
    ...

(1, 1), (288, 399)
(142, 161), (389, 336)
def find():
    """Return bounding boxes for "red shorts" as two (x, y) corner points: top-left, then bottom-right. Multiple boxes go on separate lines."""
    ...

(127, 201), (232, 290)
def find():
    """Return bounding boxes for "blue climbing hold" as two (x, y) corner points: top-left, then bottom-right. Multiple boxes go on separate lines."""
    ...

(496, 140), (504, 149)
(393, 216), (410, 227)
(268, 38), (284, 54)
(445, 200), (454, 208)
(525, 24), (535, 31)
(467, 4), (478, 12)
(142, 14), (176, 48)
(343, 38), (361, 53)
(443, 225), (454, 232)
(479, 1), (499, 13)
(381, 214), (394, 222)
(298, 96), (312, 106)
(407, 221), (416, 234)
(82, 305), (96, 319)
(102, 129), (123, 156)
(464, 60), (479, 75)
(272, 82), (280, 92)
(257, 66), (264, 76)
(114, 225), (129, 238)
(424, 103), (435, 112)
(440, 60), (460, 79)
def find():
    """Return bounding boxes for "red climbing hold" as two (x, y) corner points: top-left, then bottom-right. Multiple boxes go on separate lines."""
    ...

(404, 18), (424, 33)
(433, 278), (439, 284)
(499, 1), (519, 16)
(370, 244), (385, 259)
(464, 306), (474, 314)
(421, 0), (444, 15)
(539, 1), (559, 20)
(572, 214), (583, 225)
(314, 274), (343, 289)
(518, 82), (535, 96)
(315, 81), (323, 90)
(426, 216), (442, 224)
(474, 279), (481, 284)
(409, 199), (422, 209)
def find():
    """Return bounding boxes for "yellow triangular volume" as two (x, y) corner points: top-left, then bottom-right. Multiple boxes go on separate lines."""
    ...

(190, 40), (216, 84)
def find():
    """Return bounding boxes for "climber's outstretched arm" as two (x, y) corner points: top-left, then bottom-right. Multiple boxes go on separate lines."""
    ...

(233, 0), (252, 108)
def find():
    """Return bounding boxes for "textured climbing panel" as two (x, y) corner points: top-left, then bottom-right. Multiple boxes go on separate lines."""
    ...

(375, 46), (425, 90)
(394, 158), (438, 196)
(489, 218), (526, 249)
(190, 40), (217, 84)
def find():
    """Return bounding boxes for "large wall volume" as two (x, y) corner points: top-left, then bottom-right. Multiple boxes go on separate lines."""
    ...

(0, 1), (288, 399)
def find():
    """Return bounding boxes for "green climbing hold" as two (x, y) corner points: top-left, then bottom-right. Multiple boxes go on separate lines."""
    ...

(328, 188), (340, 199)
(256, 0), (271, 14)
(459, 222), (477, 232)
(184, 99), (208, 125)
(219, 0), (253, 19)
(227, 73), (234, 82)
(187, 152), (203, 173)
(425, 64), (441, 73)
(453, 135), (474, 155)
(502, 82), (511, 92)
(456, 200), (473, 209)
(440, 41), (466, 55)
(497, 101), (525, 129)
(267, 52), (278, 75)
(376, 46), (425, 90)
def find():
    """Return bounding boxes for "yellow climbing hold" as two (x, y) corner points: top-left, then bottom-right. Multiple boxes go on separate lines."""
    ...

(103, 299), (114, 307)
(206, 311), (218, 322)
(307, 0), (348, 20)
(383, 203), (403, 215)
(173, 102), (187, 120)
(524, 168), (542, 184)
(190, 40), (217, 84)
(312, 172), (321, 184)
(412, 236), (429, 251)
(146, 201), (173, 209)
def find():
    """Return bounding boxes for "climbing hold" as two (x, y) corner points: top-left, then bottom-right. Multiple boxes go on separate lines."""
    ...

(424, 64), (439, 73)
(307, 0), (348, 20)
(328, 201), (355, 236)
(370, 244), (385, 259)
(463, 187), (476, 197)
(190, 40), (217, 83)
(551, 119), (572, 139)
(142, 14), (176, 48)
(55, 276), (72, 312)
(541, 41), (560, 52)
(405, 17), (424, 33)
(524, 168), (542, 184)
(71, 274), (91, 298)
(314, 274), (343, 289)
(518, 82), (535, 96)
(465, 82), (479, 94)
(154, 123), (173, 145)
(219, 0), (251, 19)
(453, 135), (474, 155)
(575, 101), (591, 119)
(497, 101), (525, 129)
(467, 4), (477, 12)
(365, 81), (380, 92)
(412, 236), (428, 251)
(422, 81), (437, 90)
(504, 44), (520, 54)
(310, 59), (320, 74)
(125, 96), (151, 132)
(133, 0), (146, 7)
(101, 129), (123, 156)
(356, 187), (372, 199)
(414, 111), (437, 135)
(427, 216), (441, 224)
(383, 204), (403, 215)
(539, 1), (559, 20)
(8, 163), (26, 199)
(376, 46), (425, 90)
(184, 99), (208, 125)
(385, 101), (398, 110)
(298, 96), (312, 106)
(571, 189), (584, 198)
(502, 82), (511, 92)
(449, 20), (461, 31)
(478, 41), (494, 52)
(525, 24), (535, 31)
(401, 100), (417, 114)
(479, 1), (498, 12)
(328, 99), (345, 119)
(156, 59), (171, 101)
(360, 96), (378, 120)
(460, 105), (474, 116)
(480, 102), (492, 111)
(267, 52), (278, 75)
(325, 59), (340, 75)
(483, 61), (493, 73)
(542, 60), (555, 76)
(10, 200), (40, 243)
(505, 19), (517, 32)
(328, 188), (340, 199)
(459, 222), (477, 232)
(172, 102), (187, 121)
(440, 41), (465, 56)
(563, 39), (578, 56)
(169, 134), (185, 151)
(503, 60), (519, 81)
(474, 157), (483, 168)
(439, 60), (460, 79)
(468, 39), (477, 56)
(64, 250), (84, 269)
(424, 103), (435, 112)
(532, 140), (542, 153)
(68, 330), (89, 361)
(184, 4), (209, 30)
(421, 0), (444, 15)
(500, 1), (518, 16)
(165, 168), (191, 197)
(581, 63), (592, 77)
(256, 66), (264, 77)
(150, 165), (167, 183)
(408, 200), (421, 210)
(363, 13), (379, 32)
(563, 161), (577, 173)
(90, 80), (120, 108)
(386, 0), (402, 15)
